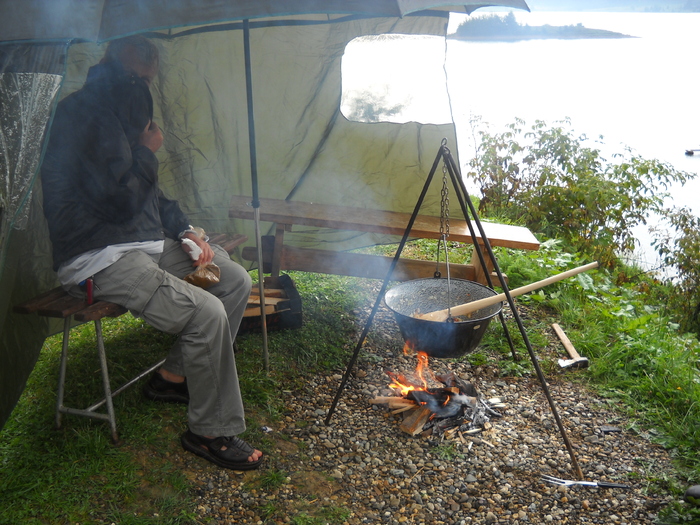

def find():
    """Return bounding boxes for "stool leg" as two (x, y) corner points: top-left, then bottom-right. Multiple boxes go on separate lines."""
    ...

(94, 319), (119, 444)
(55, 317), (72, 430)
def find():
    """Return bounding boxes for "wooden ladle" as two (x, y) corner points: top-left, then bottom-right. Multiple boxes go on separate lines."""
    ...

(414, 261), (599, 322)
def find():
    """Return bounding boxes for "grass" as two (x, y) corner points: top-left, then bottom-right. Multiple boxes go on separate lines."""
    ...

(0, 315), (195, 524)
(2, 237), (700, 523)
(0, 271), (367, 525)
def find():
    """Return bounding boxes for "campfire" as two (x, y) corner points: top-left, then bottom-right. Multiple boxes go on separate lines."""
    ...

(371, 348), (505, 439)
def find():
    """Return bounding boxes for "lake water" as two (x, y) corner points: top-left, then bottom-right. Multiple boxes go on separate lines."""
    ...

(343, 11), (700, 269)
(447, 11), (700, 268)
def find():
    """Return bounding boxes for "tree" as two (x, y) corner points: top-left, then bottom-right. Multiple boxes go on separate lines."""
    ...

(343, 90), (405, 123)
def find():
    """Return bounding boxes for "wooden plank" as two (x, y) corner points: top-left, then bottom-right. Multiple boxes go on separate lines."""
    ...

(249, 288), (286, 298)
(246, 296), (287, 306)
(13, 286), (68, 314)
(208, 232), (248, 254)
(37, 294), (89, 318)
(243, 305), (276, 317)
(74, 302), (127, 322)
(243, 245), (478, 281)
(230, 196), (539, 250)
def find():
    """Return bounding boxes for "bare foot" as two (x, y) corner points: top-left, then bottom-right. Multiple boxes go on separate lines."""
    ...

(158, 368), (185, 383)
(204, 436), (263, 463)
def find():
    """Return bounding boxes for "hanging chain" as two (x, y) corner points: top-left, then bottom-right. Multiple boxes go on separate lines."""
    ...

(439, 160), (450, 239)
(439, 156), (453, 319)
(436, 156), (451, 271)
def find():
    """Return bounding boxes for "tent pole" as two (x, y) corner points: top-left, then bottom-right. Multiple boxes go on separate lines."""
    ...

(243, 18), (269, 372)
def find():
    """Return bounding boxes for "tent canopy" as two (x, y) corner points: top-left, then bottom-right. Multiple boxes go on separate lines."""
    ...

(0, 0), (529, 430)
(0, 0), (528, 43)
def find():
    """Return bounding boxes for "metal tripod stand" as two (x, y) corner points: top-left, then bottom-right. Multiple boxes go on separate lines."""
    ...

(325, 140), (583, 480)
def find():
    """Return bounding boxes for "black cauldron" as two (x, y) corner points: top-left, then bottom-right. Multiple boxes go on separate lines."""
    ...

(384, 278), (501, 359)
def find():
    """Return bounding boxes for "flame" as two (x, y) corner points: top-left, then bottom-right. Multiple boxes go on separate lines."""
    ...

(415, 351), (433, 389)
(386, 348), (480, 422)
(388, 348), (438, 397)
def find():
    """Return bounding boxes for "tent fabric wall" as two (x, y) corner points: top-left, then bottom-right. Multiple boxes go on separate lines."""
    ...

(0, 44), (67, 431)
(60, 14), (457, 252)
(1, 13), (458, 430)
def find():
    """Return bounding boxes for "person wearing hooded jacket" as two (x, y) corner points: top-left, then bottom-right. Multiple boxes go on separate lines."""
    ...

(40, 35), (262, 470)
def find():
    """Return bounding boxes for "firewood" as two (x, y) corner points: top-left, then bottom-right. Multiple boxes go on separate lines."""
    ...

(389, 399), (416, 409)
(370, 396), (416, 407)
(242, 305), (276, 317)
(399, 406), (432, 436)
(249, 288), (286, 298)
(370, 396), (399, 404)
(246, 296), (287, 306)
(391, 405), (417, 415)
(443, 427), (459, 440)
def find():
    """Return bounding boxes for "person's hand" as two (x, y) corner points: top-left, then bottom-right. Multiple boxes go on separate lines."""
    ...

(181, 232), (215, 266)
(139, 120), (163, 153)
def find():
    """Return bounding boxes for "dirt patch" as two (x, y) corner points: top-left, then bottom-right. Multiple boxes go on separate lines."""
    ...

(289, 470), (341, 499)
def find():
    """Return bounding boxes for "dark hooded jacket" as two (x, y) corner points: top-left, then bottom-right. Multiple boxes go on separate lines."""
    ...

(41, 60), (189, 271)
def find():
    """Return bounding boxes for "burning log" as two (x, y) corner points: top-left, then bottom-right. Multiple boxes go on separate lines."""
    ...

(371, 351), (505, 439)
(370, 396), (416, 408)
(399, 406), (433, 436)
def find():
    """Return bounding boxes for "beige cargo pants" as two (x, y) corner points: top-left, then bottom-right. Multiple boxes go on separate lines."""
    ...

(68, 238), (252, 437)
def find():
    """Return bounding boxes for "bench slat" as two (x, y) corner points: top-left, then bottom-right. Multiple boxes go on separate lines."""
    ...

(242, 245), (480, 282)
(74, 302), (128, 322)
(208, 232), (248, 253)
(37, 294), (90, 318)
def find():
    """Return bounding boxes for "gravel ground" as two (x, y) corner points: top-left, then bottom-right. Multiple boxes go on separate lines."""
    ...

(179, 305), (678, 524)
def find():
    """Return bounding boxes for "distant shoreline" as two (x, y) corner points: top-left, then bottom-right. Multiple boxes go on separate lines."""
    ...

(449, 32), (635, 42)
(449, 13), (635, 42)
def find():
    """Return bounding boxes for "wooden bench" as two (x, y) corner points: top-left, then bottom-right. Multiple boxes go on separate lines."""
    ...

(229, 196), (540, 284)
(13, 233), (247, 443)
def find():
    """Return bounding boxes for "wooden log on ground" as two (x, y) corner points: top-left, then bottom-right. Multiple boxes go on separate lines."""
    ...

(400, 406), (433, 436)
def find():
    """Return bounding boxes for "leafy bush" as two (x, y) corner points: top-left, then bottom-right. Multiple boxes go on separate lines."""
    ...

(466, 118), (695, 268)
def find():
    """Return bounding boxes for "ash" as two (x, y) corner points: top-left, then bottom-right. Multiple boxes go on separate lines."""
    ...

(419, 371), (504, 439)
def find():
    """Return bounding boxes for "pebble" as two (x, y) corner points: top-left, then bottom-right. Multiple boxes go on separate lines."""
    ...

(182, 303), (680, 524)
(685, 485), (700, 506)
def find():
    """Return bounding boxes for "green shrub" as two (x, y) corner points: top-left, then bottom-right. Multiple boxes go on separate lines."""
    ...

(652, 206), (700, 335)
(466, 117), (695, 268)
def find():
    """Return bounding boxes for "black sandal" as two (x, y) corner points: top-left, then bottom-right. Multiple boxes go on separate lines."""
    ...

(181, 429), (263, 470)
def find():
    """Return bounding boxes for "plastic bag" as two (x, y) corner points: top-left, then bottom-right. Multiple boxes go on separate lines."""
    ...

(184, 263), (221, 288)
